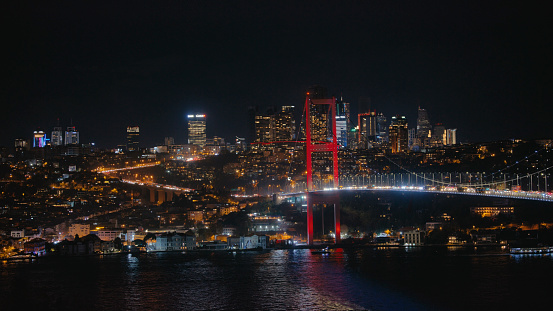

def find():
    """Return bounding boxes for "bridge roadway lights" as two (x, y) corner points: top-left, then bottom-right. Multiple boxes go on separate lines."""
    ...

(306, 191), (341, 245)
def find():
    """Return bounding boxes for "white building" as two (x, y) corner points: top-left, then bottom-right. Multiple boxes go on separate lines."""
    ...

(404, 230), (424, 246)
(153, 232), (196, 251)
(239, 235), (269, 249)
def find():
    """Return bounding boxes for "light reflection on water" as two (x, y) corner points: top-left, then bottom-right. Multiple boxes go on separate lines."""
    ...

(2, 247), (553, 310)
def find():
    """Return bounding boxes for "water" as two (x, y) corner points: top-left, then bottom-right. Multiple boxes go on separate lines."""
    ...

(2, 247), (552, 310)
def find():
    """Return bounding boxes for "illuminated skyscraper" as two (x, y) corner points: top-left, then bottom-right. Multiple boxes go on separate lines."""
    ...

(64, 126), (79, 145)
(51, 126), (63, 146)
(304, 86), (330, 142)
(358, 110), (377, 148)
(416, 107), (431, 147)
(33, 130), (46, 148)
(126, 126), (140, 151)
(271, 106), (295, 141)
(254, 114), (271, 142)
(446, 128), (457, 145)
(431, 123), (446, 147)
(336, 115), (348, 148)
(187, 114), (206, 147)
(376, 113), (388, 143)
(389, 116), (408, 153)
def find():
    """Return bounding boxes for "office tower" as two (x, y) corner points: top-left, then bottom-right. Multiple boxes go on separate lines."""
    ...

(431, 124), (446, 147)
(15, 138), (29, 152)
(376, 113), (388, 143)
(64, 126), (79, 145)
(446, 128), (457, 145)
(187, 114), (206, 147)
(336, 98), (350, 148)
(408, 128), (417, 150)
(389, 116), (408, 153)
(33, 130), (46, 148)
(271, 106), (296, 141)
(305, 85), (329, 142)
(126, 126), (140, 151)
(165, 137), (175, 146)
(416, 107), (432, 147)
(254, 114), (272, 142)
(336, 115), (348, 148)
(358, 110), (377, 148)
(51, 126), (63, 146)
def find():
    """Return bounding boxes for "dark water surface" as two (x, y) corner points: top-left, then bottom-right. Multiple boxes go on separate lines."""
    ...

(1, 247), (552, 310)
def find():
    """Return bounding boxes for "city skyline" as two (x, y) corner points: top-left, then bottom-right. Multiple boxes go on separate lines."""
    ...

(2, 2), (552, 148)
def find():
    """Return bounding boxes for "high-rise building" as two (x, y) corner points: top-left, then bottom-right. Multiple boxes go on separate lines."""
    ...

(164, 137), (174, 146)
(254, 114), (272, 142)
(33, 130), (46, 148)
(305, 85), (329, 142)
(336, 115), (348, 148)
(358, 110), (377, 148)
(376, 113), (388, 143)
(126, 126), (140, 151)
(446, 128), (457, 145)
(64, 126), (79, 145)
(431, 124), (446, 147)
(408, 128), (417, 150)
(15, 138), (29, 152)
(271, 106), (295, 141)
(389, 116), (408, 153)
(336, 98), (351, 148)
(416, 107), (432, 148)
(51, 126), (63, 146)
(187, 114), (206, 147)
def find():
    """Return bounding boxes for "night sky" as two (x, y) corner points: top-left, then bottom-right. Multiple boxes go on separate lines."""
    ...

(3, 1), (552, 148)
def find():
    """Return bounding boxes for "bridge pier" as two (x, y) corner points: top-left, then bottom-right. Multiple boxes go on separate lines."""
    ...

(306, 192), (340, 245)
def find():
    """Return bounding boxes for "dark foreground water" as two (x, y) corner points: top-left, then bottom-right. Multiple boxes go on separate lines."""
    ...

(1, 247), (552, 310)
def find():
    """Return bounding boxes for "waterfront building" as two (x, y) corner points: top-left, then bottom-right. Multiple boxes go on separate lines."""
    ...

(403, 230), (424, 246)
(188, 114), (207, 147)
(24, 238), (46, 256)
(239, 235), (269, 249)
(126, 126), (140, 151)
(154, 232), (196, 251)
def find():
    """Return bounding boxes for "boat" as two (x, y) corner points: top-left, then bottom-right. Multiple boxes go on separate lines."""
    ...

(311, 247), (332, 254)
(510, 246), (553, 255)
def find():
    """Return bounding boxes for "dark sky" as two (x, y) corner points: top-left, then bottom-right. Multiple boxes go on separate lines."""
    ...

(2, 1), (552, 148)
